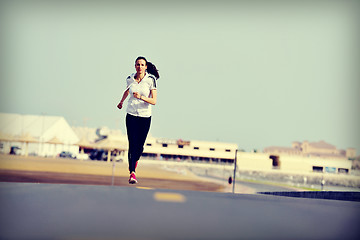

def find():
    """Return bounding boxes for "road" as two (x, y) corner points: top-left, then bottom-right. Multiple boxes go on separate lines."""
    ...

(0, 182), (359, 240)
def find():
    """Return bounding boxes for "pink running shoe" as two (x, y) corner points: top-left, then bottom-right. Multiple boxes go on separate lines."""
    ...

(129, 172), (138, 184)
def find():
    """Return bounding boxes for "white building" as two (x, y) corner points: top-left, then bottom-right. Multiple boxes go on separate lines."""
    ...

(237, 151), (353, 174)
(0, 113), (79, 157)
(142, 137), (238, 164)
(264, 140), (356, 160)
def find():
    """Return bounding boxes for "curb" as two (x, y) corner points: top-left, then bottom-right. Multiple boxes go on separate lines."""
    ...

(258, 191), (360, 202)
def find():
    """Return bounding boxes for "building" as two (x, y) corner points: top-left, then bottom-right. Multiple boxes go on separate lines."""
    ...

(237, 151), (352, 174)
(73, 126), (239, 164)
(1, 113), (353, 174)
(0, 113), (79, 157)
(259, 140), (354, 174)
(142, 137), (238, 163)
(264, 140), (356, 160)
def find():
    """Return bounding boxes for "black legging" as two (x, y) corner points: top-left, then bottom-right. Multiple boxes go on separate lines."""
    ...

(126, 114), (151, 173)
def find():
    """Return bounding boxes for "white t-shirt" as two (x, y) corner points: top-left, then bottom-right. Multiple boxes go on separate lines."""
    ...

(126, 72), (157, 117)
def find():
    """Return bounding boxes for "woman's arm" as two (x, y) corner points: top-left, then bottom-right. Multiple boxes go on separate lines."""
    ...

(117, 89), (129, 109)
(133, 89), (157, 105)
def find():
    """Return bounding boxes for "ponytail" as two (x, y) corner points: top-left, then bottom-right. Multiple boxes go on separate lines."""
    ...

(146, 62), (160, 80)
(135, 56), (160, 80)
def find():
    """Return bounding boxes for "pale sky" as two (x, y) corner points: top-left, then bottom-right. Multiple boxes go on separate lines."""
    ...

(1, 0), (359, 152)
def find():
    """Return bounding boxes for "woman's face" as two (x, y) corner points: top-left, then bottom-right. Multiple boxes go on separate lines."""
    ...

(135, 59), (147, 75)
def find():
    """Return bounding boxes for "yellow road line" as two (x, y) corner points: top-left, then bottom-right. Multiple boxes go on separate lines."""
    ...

(153, 192), (187, 203)
(136, 186), (153, 190)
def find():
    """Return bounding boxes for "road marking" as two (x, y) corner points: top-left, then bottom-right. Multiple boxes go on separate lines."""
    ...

(136, 186), (153, 190)
(153, 192), (187, 203)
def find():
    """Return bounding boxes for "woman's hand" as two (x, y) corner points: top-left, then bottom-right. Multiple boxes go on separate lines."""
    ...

(133, 89), (156, 105)
(117, 89), (129, 110)
(133, 92), (141, 99)
(117, 102), (123, 109)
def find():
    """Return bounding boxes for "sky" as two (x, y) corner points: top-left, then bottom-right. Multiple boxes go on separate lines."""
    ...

(0, 0), (359, 152)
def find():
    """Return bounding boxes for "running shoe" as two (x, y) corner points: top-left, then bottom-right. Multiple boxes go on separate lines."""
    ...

(129, 172), (138, 184)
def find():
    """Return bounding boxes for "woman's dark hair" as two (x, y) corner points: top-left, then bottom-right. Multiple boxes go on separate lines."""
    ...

(135, 56), (160, 79)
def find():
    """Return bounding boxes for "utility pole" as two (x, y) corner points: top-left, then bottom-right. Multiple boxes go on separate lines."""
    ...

(232, 149), (238, 194)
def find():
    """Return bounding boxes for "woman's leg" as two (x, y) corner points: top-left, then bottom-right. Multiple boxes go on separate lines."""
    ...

(133, 116), (151, 162)
(126, 114), (151, 173)
(126, 114), (138, 173)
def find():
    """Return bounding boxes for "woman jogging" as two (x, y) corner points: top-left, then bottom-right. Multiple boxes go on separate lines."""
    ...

(117, 56), (159, 184)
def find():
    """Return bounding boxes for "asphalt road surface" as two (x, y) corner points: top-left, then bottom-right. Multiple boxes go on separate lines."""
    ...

(1, 182), (359, 240)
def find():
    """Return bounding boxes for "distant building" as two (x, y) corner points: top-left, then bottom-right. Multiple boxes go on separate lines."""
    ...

(142, 137), (238, 164)
(260, 140), (354, 174)
(2, 112), (353, 175)
(71, 127), (238, 164)
(0, 113), (79, 156)
(237, 151), (353, 174)
(264, 140), (356, 160)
